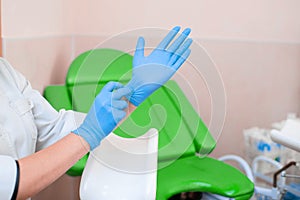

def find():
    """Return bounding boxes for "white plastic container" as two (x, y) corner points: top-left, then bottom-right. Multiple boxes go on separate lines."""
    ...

(80, 128), (159, 200)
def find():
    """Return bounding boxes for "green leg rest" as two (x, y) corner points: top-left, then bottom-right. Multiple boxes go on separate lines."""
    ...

(44, 85), (88, 176)
(163, 81), (216, 155)
(156, 157), (254, 200)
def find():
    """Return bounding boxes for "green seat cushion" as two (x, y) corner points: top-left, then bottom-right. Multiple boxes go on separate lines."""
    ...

(115, 81), (208, 162)
(163, 81), (216, 155)
(147, 84), (196, 162)
(115, 98), (156, 138)
(115, 89), (196, 162)
(115, 81), (216, 162)
(156, 156), (254, 200)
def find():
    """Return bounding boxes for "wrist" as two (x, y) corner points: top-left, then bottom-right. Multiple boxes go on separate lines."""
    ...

(124, 84), (139, 106)
(72, 126), (103, 151)
(71, 133), (91, 152)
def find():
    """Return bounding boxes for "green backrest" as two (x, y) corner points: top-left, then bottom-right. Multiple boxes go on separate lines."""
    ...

(66, 49), (132, 85)
(66, 49), (132, 112)
(65, 48), (216, 161)
(43, 85), (72, 110)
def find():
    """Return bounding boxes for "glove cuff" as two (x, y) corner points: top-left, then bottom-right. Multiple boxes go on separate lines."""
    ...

(72, 127), (100, 151)
(124, 83), (140, 106)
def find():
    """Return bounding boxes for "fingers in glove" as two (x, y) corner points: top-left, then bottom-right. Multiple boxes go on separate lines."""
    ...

(173, 49), (191, 70)
(156, 26), (180, 50)
(112, 108), (127, 123)
(134, 37), (145, 58)
(112, 99), (128, 110)
(112, 87), (132, 100)
(167, 28), (191, 54)
(168, 38), (193, 66)
(103, 81), (124, 92)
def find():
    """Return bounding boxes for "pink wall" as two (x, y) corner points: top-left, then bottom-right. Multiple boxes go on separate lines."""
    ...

(2, 0), (300, 199)
(2, 0), (73, 37)
(71, 0), (300, 42)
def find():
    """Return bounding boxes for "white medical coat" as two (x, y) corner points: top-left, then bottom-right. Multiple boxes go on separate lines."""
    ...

(0, 58), (85, 199)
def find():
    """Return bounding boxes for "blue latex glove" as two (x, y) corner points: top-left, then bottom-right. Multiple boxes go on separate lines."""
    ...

(73, 81), (130, 150)
(126, 26), (193, 106)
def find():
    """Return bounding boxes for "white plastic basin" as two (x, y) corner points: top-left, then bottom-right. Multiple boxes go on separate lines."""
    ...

(80, 128), (158, 200)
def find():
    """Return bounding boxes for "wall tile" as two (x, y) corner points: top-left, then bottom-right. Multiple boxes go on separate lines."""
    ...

(199, 40), (300, 158)
(3, 36), (72, 92)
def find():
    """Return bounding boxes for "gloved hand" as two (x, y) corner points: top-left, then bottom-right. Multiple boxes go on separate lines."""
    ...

(73, 81), (130, 150)
(125, 26), (193, 106)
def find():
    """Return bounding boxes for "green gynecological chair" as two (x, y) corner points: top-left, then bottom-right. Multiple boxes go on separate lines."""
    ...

(44, 48), (254, 199)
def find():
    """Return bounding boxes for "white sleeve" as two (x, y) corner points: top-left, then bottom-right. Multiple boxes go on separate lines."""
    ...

(0, 155), (19, 200)
(26, 88), (86, 151)
(1, 58), (86, 151)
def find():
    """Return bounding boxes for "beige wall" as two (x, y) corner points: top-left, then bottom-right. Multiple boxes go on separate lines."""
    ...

(2, 0), (74, 37)
(2, 0), (300, 199)
(71, 0), (300, 42)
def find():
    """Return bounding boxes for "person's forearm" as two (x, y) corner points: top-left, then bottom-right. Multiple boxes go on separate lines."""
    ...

(127, 102), (136, 117)
(17, 133), (89, 200)
(17, 103), (135, 199)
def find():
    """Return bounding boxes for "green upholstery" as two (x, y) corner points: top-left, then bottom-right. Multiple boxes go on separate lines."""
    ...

(114, 81), (215, 163)
(44, 85), (72, 110)
(157, 157), (254, 200)
(66, 49), (132, 113)
(44, 48), (254, 199)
